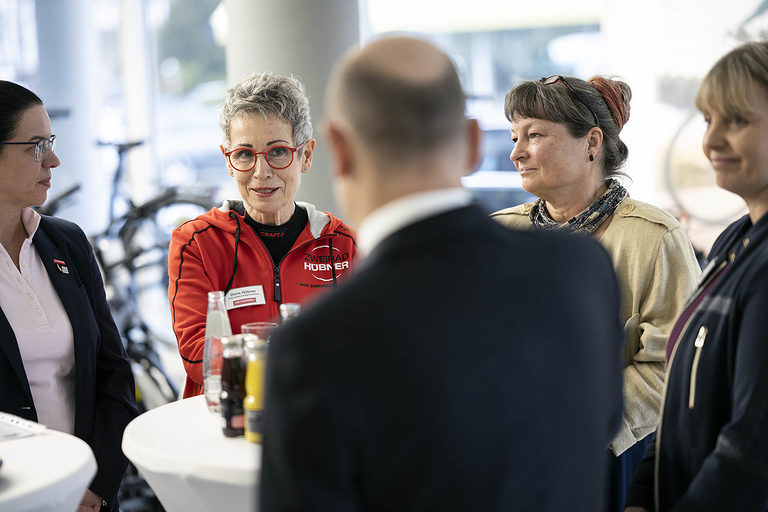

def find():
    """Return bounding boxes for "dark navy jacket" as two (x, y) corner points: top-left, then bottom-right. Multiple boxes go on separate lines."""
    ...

(260, 205), (624, 512)
(627, 212), (768, 511)
(0, 215), (138, 510)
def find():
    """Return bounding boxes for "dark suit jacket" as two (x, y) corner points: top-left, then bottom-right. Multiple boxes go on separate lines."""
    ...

(260, 204), (624, 511)
(0, 215), (138, 509)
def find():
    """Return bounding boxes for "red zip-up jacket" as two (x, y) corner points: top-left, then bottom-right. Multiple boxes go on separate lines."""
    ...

(168, 200), (357, 398)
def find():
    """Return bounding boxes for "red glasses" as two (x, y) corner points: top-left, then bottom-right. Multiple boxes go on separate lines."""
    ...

(221, 141), (308, 171)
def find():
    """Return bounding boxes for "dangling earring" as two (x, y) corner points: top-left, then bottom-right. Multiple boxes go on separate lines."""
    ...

(589, 154), (594, 162)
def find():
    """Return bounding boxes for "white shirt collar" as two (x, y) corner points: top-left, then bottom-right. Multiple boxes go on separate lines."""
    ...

(21, 208), (41, 238)
(357, 187), (472, 257)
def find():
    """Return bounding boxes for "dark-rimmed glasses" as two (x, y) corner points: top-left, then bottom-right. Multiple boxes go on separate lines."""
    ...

(540, 75), (600, 128)
(221, 141), (308, 171)
(0, 135), (56, 161)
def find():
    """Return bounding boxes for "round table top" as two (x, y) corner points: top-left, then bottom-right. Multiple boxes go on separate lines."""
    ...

(122, 395), (260, 486)
(0, 429), (96, 512)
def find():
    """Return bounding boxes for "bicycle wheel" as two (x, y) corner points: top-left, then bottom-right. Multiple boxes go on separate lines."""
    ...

(124, 195), (213, 393)
(664, 110), (746, 225)
(95, 191), (213, 407)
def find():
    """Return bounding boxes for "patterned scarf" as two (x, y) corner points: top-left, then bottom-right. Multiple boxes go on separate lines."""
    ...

(529, 179), (628, 235)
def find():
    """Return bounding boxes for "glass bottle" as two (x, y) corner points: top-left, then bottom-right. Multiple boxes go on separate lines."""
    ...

(203, 291), (232, 413)
(243, 334), (267, 443)
(220, 334), (246, 437)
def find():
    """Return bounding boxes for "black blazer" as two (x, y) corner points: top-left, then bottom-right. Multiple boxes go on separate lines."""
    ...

(628, 212), (768, 511)
(0, 215), (138, 509)
(260, 204), (624, 512)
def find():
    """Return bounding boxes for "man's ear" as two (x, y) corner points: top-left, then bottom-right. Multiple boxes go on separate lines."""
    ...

(465, 118), (482, 175)
(324, 120), (354, 179)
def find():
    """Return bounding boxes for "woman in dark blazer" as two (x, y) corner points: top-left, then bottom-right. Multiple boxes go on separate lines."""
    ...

(626, 41), (768, 511)
(0, 80), (137, 512)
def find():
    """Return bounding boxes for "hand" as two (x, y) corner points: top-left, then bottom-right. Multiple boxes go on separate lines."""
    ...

(77, 488), (103, 512)
(624, 508), (649, 512)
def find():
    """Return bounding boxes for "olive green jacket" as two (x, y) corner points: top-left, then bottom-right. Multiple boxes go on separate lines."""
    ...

(491, 197), (700, 454)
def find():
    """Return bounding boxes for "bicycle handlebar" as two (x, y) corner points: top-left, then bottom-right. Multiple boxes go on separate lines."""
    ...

(34, 184), (82, 216)
(96, 140), (145, 154)
(91, 187), (214, 257)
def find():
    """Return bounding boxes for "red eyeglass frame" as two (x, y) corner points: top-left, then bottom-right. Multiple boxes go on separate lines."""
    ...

(220, 141), (308, 171)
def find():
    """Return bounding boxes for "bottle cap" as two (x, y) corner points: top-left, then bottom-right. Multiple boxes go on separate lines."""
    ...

(243, 334), (267, 358)
(279, 302), (301, 320)
(221, 334), (244, 350)
(208, 290), (225, 300)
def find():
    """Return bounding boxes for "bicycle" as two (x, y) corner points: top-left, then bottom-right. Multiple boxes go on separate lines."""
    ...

(661, 1), (767, 260)
(91, 140), (215, 411)
(32, 183), (81, 217)
(86, 140), (215, 512)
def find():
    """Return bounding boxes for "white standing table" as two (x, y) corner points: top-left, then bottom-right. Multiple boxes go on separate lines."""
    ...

(122, 395), (260, 512)
(0, 430), (96, 512)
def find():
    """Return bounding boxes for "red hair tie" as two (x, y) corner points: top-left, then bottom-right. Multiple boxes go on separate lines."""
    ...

(589, 76), (630, 131)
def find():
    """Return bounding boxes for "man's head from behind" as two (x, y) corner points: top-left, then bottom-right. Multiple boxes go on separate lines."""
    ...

(325, 36), (480, 226)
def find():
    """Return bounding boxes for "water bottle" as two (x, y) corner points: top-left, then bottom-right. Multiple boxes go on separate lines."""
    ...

(204, 291), (232, 413)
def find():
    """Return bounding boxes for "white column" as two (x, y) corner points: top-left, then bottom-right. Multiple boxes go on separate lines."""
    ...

(223, 0), (361, 216)
(33, 0), (102, 232)
(119, 0), (157, 206)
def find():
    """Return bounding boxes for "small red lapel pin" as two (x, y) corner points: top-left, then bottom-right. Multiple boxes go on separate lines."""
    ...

(53, 258), (69, 274)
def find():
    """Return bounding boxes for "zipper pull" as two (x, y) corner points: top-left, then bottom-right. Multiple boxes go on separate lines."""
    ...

(694, 326), (707, 348)
(273, 266), (281, 303)
(689, 326), (708, 409)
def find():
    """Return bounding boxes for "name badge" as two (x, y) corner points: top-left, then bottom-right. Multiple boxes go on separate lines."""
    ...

(225, 285), (266, 310)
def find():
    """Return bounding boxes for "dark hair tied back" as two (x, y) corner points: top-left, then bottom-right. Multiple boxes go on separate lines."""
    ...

(0, 80), (43, 145)
(589, 76), (630, 131)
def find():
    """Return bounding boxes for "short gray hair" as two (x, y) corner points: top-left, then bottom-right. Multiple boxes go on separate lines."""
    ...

(219, 71), (313, 148)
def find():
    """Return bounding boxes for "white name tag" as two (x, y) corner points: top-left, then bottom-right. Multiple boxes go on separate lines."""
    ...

(225, 285), (266, 310)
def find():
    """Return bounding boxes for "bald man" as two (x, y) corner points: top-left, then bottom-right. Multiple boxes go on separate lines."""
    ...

(260, 36), (624, 512)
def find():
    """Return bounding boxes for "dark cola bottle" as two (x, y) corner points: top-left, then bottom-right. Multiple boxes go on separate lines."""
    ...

(220, 334), (246, 437)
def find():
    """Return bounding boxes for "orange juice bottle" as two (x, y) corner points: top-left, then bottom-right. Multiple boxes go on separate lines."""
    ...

(243, 334), (267, 443)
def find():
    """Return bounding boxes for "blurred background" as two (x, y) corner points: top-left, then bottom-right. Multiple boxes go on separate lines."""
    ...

(3, 0), (767, 251)
(2, 1), (766, 508)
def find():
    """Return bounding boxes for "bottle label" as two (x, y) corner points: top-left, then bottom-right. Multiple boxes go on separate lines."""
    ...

(225, 285), (266, 310)
(231, 414), (245, 429)
(221, 397), (245, 436)
(245, 408), (263, 436)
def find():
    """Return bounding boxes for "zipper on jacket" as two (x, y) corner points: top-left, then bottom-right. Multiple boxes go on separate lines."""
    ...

(328, 238), (337, 287)
(653, 259), (727, 511)
(688, 326), (708, 409)
(240, 211), (342, 307)
(273, 265), (281, 303)
(273, 233), (340, 303)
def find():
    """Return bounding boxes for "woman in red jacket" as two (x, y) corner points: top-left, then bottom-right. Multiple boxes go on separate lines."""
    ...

(168, 72), (356, 398)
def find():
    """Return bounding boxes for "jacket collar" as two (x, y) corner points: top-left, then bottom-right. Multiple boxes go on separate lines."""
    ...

(218, 200), (332, 239)
(31, 224), (89, 416)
